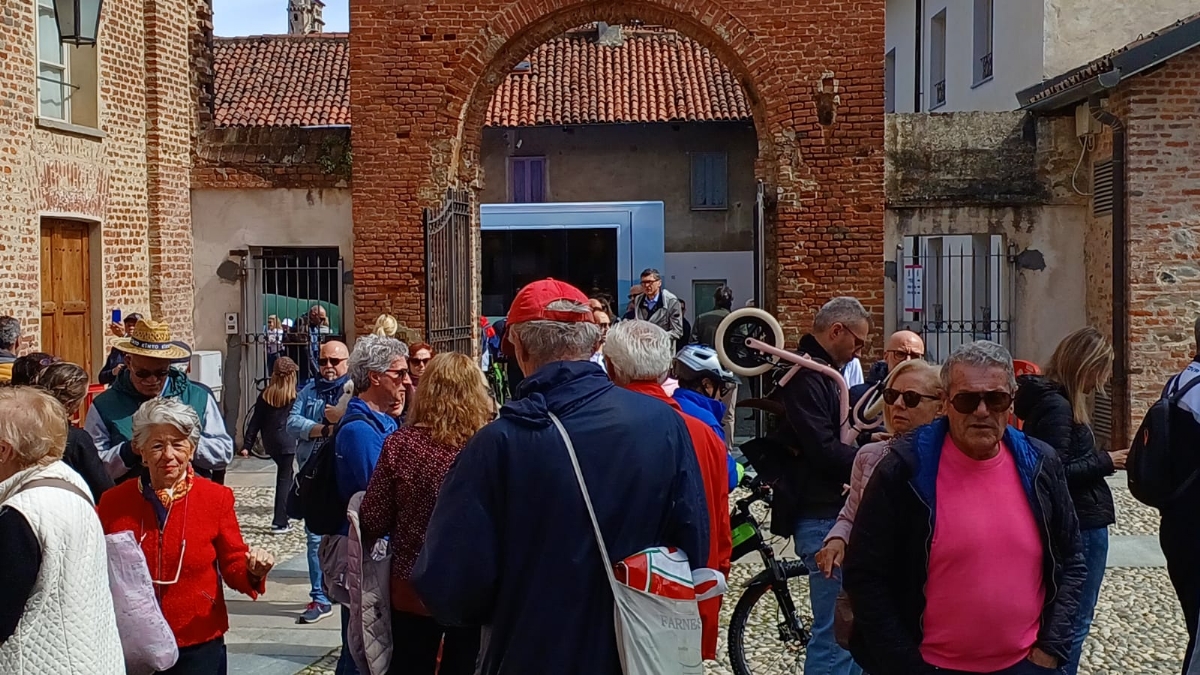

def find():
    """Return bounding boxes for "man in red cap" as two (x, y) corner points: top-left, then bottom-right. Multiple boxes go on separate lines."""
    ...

(413, 278), (710, 675)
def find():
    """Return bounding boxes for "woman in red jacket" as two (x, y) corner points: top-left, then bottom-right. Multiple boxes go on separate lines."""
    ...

(99, 397), (275, 674)
(360, 352), (493, 675)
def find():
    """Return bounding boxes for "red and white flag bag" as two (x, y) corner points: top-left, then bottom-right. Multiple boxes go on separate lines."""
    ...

(549, 413), (726, 675)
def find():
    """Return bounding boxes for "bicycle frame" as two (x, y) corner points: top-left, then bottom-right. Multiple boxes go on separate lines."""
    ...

(730, 484), (809, 645)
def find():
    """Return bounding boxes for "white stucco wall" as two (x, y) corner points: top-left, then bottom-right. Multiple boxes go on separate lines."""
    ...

(1043, 0), (1196, 77)
(191, 188), (354, 353)
(887, 0), (1044, 112)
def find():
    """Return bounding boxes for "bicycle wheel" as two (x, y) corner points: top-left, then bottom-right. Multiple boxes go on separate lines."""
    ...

(727, 559), (812, 675)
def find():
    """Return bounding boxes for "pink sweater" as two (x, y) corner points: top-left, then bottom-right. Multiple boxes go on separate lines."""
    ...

(824, 440), (889, 544)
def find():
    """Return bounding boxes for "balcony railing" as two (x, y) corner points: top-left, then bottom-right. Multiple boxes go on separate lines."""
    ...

(980, 52), (994, 80)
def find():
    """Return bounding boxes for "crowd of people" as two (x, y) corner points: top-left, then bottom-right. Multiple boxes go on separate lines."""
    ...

(3, 271), (1200, 675)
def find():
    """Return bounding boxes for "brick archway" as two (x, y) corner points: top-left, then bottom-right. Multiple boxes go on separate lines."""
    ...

(350, 0), (885, 343)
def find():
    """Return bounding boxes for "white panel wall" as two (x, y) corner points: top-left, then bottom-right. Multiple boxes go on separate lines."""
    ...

(663, 251), (755, 323)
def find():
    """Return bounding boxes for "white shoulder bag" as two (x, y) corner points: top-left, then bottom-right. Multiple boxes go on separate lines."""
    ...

(548, 413), (704, 675)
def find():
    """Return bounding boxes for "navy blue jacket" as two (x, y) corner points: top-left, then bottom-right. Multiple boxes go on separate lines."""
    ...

(842, 418), (1086, 675)
(412, 360), (710, 675)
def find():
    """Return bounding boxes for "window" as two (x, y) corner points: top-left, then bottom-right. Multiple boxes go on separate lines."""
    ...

(884, 49), (896, 114)
(973, 0), (994, 85)
(690, 152), (728, 210)
(35, 0), (99, 127)
(930, 10), (947, 109)
(509, 157), (546, 203)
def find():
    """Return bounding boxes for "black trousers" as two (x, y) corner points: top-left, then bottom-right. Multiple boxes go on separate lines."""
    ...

(1162, 510), (1200, 674)
(388, 610), (480, 675)
(194, 466), (227, 485)
(160, 637), (226, 675)
(270, 452), (295, 528)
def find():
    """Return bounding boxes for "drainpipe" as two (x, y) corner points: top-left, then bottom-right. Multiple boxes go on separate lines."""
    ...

(914, 0), (923, 112)
(1089, 93), (1128, 448)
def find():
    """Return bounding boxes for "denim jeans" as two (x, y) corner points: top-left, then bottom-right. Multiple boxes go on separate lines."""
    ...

(795, 517), (862, 675)
(1063, 527), (1109, 675)
(306, 525), (329, 605)
(336, 605), (360, 675)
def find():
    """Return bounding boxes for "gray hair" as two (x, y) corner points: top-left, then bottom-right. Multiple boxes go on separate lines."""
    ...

(348, 335), (410, 393)
(603, 320), (674, 385)
(812, 297), (870, 333)
(509, 300), (601, 370)
(132, 397), (202, 450)
(0, 316), (19, 350)
(940, 340), (1017, 392)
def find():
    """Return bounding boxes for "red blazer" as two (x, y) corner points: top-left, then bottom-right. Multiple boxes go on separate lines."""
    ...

(626, 381), (732, 660)
(98, 476), (266, 648)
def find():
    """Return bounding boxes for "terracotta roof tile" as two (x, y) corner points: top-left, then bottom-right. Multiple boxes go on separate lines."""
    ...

(212, 34), (350, 127)
(210, 28), (751, 129)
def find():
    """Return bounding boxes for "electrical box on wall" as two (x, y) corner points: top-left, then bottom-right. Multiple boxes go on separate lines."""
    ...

(1075, 103), (1101, 138)
(225, 313), (238, 335)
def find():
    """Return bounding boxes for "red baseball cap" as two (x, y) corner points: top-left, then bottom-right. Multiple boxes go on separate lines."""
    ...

(502, 278), (595, 356)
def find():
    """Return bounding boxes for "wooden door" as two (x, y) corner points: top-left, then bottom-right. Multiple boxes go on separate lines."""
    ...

(40, 220), (93, 377)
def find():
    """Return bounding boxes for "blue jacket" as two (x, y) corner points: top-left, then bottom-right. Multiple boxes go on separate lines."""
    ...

(674, 388), (740, 491)
(287, 374), (351, 466)
(412, 360), (709, 675)
(332, 397), (397, 535)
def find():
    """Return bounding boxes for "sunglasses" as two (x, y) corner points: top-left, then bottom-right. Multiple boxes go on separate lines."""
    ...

(318, 357), (346, 367)
(841, 324), (867, 349)
(949, 390), (1014, 414)
(133, 368), (171, 380)
(882, 388), (940, 408)
(886, 349), (924, 361)
(382, 368), (409, 380)
(410, 358), (431, 366)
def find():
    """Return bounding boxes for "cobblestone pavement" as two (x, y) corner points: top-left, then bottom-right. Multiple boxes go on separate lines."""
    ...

(261, 482), (1189, 675)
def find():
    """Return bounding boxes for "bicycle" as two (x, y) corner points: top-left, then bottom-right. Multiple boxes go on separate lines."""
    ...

(725, 474), (812, 675)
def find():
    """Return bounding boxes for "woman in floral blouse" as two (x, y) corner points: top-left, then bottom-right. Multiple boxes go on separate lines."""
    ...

(360, 352), (494, 675)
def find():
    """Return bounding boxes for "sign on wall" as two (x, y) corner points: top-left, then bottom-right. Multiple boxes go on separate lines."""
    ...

(903, 264), (923, 314)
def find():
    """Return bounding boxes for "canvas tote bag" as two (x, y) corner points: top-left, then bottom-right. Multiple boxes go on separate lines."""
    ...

(548, 413), (704, 675)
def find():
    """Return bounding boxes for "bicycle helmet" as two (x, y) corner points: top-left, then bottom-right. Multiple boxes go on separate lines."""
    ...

(673, 345), (738, 391)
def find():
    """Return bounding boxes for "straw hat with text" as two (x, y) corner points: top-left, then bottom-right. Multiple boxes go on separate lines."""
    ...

(114, 320), (192, 361)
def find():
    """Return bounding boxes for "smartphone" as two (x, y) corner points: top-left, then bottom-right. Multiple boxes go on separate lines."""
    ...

(112, 308), (122, 324)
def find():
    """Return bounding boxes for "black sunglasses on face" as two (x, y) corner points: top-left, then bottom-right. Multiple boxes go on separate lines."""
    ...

(882, 388), (939, 408)
(318, 357), (345, 367)
(949, 390), (1013, 414)
(134, 368), (171, 380)
(410, 358), (431, 366)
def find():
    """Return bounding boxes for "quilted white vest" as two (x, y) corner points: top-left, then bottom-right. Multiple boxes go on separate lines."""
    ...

(0, 462), (124, 675)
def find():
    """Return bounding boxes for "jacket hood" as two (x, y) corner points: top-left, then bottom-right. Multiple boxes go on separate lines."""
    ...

(673, 387), (726, 421)
(501, 360), (613, 428)
(1014, 375), (1065, 421)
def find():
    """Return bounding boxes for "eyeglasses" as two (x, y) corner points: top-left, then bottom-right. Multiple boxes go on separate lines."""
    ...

(382, 368), (409, 380)
(886, 349), (924, 362)
(134, 368), (171, 380)
(318, 357), (345, 367)
(410, 358), (431, 366)
(882, 388), (940, 408)
(841, 324), (867, 349)
(949, 390), (1014, 414)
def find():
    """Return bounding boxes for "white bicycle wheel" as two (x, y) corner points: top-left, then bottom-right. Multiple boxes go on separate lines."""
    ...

(715, 308), (786, 377)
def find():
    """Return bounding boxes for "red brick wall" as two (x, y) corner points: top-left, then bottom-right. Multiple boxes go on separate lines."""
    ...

(1123, 50), (1200, 418)
(348, 0), (886, 342)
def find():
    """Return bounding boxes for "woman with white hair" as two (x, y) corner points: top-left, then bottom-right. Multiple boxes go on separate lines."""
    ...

(99, 397), (276, 674)
(0, 386), (124, 674)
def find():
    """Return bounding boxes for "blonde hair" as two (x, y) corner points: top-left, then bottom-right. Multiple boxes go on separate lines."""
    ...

(866, 359), (944, 427)
(268, 315), (281, 330)
(406, 352), (493, 447)
(373, 313), (399, 338)
(0, 387), (68, 468)
(1043, 327), (1113, 424)
(263, 357), (299, 408)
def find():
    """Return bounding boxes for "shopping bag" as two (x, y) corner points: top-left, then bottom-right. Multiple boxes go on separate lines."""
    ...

(105, 530), (179, 675)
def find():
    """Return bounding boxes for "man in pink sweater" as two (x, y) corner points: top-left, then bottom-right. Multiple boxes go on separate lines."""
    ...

(842, 340), (1085, 675)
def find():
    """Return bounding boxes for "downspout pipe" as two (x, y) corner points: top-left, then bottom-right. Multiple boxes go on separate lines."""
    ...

(1089, 93), (1128, 448)
(914, 0), (923, 112)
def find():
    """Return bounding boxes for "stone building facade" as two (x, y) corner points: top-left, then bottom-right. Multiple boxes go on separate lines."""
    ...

(0, 0), (196, 376)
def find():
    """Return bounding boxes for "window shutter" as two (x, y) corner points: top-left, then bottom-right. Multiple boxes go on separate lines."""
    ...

(710, 154), (728, 208)
(1093, 160), (1114, 216)
(511, 159), (526, 203)
(691, 155), (708, 208)
(529, 158), (545, 203)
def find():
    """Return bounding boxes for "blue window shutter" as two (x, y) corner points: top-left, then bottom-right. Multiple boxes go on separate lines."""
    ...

(710, 153), (728, 208)
(691, 154), (707, 208)
(530, 158), (545, 202)
(511, 158), (526, 202)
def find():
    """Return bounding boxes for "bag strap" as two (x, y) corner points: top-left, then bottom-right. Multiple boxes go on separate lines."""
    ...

(547, 412), (620, 592)
(1162, 374), (1200, 504)
(17, 477), (93, 505)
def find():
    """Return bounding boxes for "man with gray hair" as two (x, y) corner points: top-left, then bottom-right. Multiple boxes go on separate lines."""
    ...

(604, 319), (732, 660)
(414, 279), (709, 675)
(843, 340), (1085, 675)
(322, 333), (409, 675)
(0, 316), (19, 383)
(770, 296), (872, 675)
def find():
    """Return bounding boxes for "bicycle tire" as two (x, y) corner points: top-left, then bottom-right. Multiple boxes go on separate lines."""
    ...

(727, 559), (811, 675)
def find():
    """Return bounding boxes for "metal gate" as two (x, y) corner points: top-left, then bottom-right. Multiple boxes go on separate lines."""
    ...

(424, 187), (473, 355)
(236, 247), (345, 425)
(896, 234), (1015, 363)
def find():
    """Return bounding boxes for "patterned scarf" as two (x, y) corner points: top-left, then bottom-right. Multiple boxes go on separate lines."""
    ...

(140, 465), (194, 529)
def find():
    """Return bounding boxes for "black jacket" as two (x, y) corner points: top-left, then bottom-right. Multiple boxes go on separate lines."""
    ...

(842, 419), (1085, 675)
(768, 334), (858, 525)
(1015, 375), (1116, 530)
(244, 393), (298, 455)
(64, 425), (114, 502)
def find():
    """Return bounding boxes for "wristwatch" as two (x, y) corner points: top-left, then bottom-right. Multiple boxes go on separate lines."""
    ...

(321, 422), (332, 438)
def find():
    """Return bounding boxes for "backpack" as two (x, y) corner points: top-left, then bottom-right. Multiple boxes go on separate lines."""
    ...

(1127, 374), (1200, 508)
(287, 412), (379, 536)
